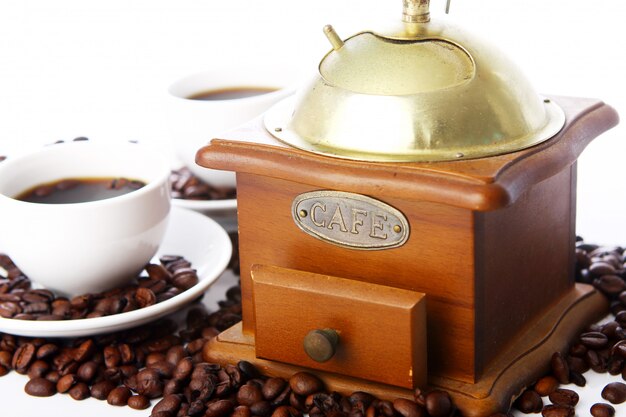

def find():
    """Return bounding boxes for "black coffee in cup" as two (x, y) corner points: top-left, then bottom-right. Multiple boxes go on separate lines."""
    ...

(187, 87), (277, 101)
(16, 177), (146, 204)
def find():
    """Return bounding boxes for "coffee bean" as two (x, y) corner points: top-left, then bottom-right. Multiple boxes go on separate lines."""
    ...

(152, 394), (183, 416)
(272, 405), (302, 417)
(12, 343), (36, 374)
(569, 371), (586, 387)
(550, 352), (570, 384)
(205, 399), (236, 417)
(165, 345), (187, 366)
(56, 373), (78, 393)
(128, 394), (151, 410)
(392, 398), (426, 417)
(548, 388), (579, 407)
(69, 382), (90, 400)
(602, 382), (626, 404)
(594, 275), (626, 296)
(424, 390), (453, 417)
(290, 372), (324, 396)
(163, 378), (184, 396)
(24, 377), (56, 397)
(541, 404), (574, 417)
(91, 379), (116, 400)
(233, 405), (253, 417)
(590, 402), (616, 417)
(263, 378), (288, 400)
(107, 386), (132, 406)
(238, 383), (265, 406)
(76, 360), (98, 382)
(534, 375), (559, 396)
(36, 343), (59, 360)
(580, 331), (609, 349)
(136, 368), (164, 398)
(27, 359), (49, 379)
(251, 400), (274, 417)
(514, 390), (543, 413)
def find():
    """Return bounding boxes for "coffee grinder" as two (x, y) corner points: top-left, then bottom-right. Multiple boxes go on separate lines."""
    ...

(198, 1), (619, 415)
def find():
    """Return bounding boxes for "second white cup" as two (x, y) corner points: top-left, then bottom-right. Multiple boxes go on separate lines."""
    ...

(168, 66), (298, 187)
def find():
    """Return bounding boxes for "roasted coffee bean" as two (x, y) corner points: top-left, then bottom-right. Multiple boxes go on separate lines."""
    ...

(534, 375), (559, 396)
(172, 268), (199, 291)
(36, 343), (59, 360)
(424, 390), (453, 417)
(569, 371), (586, 387)
(548, 388), (579, 407)
(24, 377), (56, 397)
(149, 360), (175, 379)
(590, 402), (616, 417)
(233, 405), (253, 417)
(264, 378), (288, 400)
(580, 331), (609, 349)
(205, 399), (236, 417)
(76, 360), (99, 382)
(165, 345), (187, 366)
(69, 382), (90, 400)
(152, 394), (183, 416)
(272, 405), (302, 417)
(514, 390), (543, 413)
(12, 342), (35, 374)
(602, 382), (626, 404)
(163, 378), (184, 396)
(91, 379), (116, 400)
(107, 386), (132, 406)
(238, 383), (265, 406)
(103, 345), (121, 368)
(136, 368), (164, 398)
(251, 400), (274, 417)
(128, 394), (151, 410)
(73, 339), (95, 362)
(173, 356), (193, 380)
(27, 359), (50, 379)
(392, 398), (426, 417)
(45, 370), (61, 384)
(550, 352), (570, 384)
(290, 372), (324, 396)
(612, 340), (626, 359)
(541, 404), (575, 417)
(566, 355), (589, 373)
(56, 373), (78, 393)
(0, 350), (12, 369)
(594, 275), (626, 296)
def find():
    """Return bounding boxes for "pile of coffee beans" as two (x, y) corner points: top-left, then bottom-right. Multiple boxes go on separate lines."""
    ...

(169, 167), (236, 201)
(0, 254), (199, 320)
(510, 240), (626, 417)
(1, 223), (625, 417)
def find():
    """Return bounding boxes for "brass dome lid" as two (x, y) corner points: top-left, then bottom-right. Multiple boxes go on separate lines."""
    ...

(264, 0), (565, 162)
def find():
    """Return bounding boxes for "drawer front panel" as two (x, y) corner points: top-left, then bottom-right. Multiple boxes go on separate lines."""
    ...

(252, 264), (427, 388)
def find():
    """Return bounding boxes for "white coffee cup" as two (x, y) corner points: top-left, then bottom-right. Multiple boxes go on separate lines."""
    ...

(167, 65), (297, 187)
(0, 141), (171, 297)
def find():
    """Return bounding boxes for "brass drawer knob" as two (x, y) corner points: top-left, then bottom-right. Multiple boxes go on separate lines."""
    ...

(303, 328), (339, 362)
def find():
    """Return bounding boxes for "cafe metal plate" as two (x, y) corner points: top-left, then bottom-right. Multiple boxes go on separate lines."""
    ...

(292, 191), (409, 250)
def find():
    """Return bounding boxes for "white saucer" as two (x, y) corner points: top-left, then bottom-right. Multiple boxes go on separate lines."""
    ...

(171, 196), (237, 215)
(0, 206), (232, 338)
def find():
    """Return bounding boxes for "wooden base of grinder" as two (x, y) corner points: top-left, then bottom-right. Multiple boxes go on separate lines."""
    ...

(203, 283), (607, 417)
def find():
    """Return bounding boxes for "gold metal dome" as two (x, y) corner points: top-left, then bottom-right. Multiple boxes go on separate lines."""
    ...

(264, 0), (565, 162)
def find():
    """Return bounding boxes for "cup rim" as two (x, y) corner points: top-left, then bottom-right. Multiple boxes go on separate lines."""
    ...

(0, 141), (171, 209)
(167, 66), (300, 103)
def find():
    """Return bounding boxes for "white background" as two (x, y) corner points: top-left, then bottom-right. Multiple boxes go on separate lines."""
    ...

(0, 1), (625, 416)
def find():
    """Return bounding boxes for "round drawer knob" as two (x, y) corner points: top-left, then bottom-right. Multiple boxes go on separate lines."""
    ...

(303, 328), (340, 362)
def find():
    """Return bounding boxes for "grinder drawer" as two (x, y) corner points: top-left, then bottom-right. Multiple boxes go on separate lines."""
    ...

(251, 264), (427, 389)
